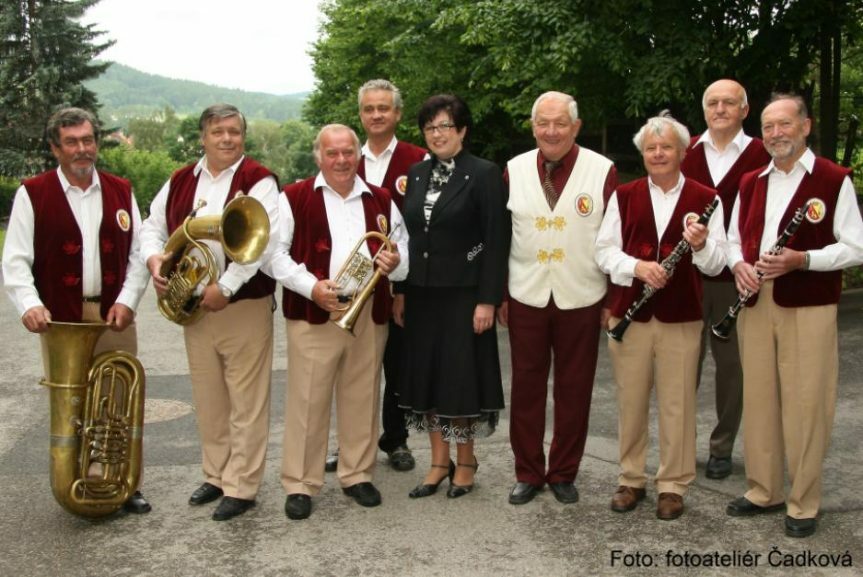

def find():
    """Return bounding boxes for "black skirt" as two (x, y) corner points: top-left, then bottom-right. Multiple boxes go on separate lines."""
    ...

(398, 285), (504, 442)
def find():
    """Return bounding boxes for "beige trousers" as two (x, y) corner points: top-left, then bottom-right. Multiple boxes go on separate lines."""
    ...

(609, 317), (702, 496)
(183, 296), (274, 500)
(281, 305), (387, 495)
(739, 282), (838, 519)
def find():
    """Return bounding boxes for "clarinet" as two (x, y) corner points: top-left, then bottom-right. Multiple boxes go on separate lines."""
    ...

(710, 200), (812, 341)
(607, 197), (720, 342)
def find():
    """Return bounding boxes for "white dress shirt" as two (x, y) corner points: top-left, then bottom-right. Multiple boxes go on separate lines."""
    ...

(695, 129), (752, 185)
(265, 174), (409, 299)
(595, 173), (727, 286)
(140, 155), (280, 295)
(726, 148), (863, 271)
(361, 136), (399, 187)
(3, 168), (149, 317)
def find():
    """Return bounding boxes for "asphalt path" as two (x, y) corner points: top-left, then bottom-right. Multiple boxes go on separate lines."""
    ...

(0, 279), (860, 576)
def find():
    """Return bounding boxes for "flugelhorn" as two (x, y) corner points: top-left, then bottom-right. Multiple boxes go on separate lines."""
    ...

(607, 197), (719, 342)
(330, 225), (399, 335)
(158, 193), (270, 325)
(711, 200), (812, 340)
(39, 322), (145, 518)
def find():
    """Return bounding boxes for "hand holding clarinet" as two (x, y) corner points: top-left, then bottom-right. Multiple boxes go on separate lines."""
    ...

(607, 197), (720, 342)
(711, 200), (812, 340)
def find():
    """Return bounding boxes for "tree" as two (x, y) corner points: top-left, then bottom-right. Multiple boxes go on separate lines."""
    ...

(0, 0), (112, 176)
(307, 0), (863, 164)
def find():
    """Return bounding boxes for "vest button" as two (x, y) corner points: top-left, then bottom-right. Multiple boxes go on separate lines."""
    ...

(423, 251), (428, 258)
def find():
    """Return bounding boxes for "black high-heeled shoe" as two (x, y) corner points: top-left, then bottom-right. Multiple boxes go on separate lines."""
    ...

(408, 460), (455, 498)
(446, 458), (479, 498)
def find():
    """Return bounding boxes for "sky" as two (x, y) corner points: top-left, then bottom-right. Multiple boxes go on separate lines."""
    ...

(83, 0), (323, 95)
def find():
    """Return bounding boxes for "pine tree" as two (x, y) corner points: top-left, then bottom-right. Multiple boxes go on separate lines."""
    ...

(0, 0), (112, 176)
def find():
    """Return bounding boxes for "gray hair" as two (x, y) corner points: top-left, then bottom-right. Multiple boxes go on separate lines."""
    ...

(765, 92), (809, 120)
(531, 91), (579, 123)
(701, 80), (749, 110)
(632, 111), (690, 151)
(358, 79), (403, 110)
(313, 124), (361, 164)
(198, 103), (247, 135)
(46, 107), (99, 147)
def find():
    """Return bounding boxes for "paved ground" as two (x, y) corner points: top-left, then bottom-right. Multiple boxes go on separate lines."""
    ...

(0, 279), (860, 577)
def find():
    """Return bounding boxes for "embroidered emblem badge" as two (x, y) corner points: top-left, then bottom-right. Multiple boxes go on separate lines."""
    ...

(575, 194), (593, 217)
(805, 198), (827, 224)
(395, 175), (408, 195)
(116, 209), (131, 232)
(376, 214), (388, 235)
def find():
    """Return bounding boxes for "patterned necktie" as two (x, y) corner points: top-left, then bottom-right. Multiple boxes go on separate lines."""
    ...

(542, 160), (561, 210)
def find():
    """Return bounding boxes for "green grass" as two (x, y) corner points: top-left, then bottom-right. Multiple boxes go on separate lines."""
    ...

(0, 229), (5, 255)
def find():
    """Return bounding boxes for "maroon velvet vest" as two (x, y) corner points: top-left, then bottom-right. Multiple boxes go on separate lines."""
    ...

(737, 157), (848, 307)
(282, 177), (393, 324)
(166, 157), (276, 301)
(358, 140), (426, 212)
(681, 136), (771, 281)
(24, 170), (133, 321)
(607, 177), (718, 323)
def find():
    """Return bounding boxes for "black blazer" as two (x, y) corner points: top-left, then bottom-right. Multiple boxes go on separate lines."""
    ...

(400, 149), (510, 305)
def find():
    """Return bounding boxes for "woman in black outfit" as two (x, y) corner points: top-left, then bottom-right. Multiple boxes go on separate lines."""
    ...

(395, 94), (509, 498)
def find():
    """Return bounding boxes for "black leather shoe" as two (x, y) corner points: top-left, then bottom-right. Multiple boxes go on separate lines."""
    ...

(212, 496), (255, 521)
(387, 445), (416, 472)
(726, 496), (785, 517)
(446, 459), (478, 499)
(706, 455), (732, 479)
(509, 482), (541, 505)
(189, 482), (223, 506)
(123, 491), (151, 514)
(343, 482), (382, 507)
(285, 494), (312, 520)
(785, 515), (816, 538)
(409, 460), (455, 498)
(549, 482), (579, 504)
(325, 450), (339, 473)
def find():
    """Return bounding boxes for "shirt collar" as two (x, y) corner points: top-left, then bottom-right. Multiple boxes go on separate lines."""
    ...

(314, 173), (371, 199)
(194, 155), (245, 178)
(56, 167), (100, 194)
(696, 128), (750, 153)
(647, 172), (685, 196)
(361, 136), (398, 161)
(758, 147), (815, 177)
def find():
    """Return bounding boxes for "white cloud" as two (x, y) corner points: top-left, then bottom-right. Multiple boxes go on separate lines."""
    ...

(83, 0), (322, 95)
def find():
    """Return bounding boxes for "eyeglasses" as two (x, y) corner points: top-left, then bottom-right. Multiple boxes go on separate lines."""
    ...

(423, 122), (456, 135)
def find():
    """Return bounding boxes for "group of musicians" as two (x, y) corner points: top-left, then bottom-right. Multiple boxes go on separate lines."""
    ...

(3, 78), (862, 538)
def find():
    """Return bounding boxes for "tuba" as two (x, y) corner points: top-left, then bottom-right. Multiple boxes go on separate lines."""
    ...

(39, 322), (145, 518)
(158, 193), (270, 325)
(330, 229), (396, 335)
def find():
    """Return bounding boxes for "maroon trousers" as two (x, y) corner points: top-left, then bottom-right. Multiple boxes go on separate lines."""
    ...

(508, 296), (602, 486)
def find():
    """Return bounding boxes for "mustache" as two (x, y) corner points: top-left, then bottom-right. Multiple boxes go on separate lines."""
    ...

(72, 153), (95, 162)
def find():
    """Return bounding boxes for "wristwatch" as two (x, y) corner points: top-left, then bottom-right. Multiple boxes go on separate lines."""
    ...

(217, 282), (233, 299)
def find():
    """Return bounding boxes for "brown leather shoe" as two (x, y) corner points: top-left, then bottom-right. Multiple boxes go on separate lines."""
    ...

(656, 492), (684, 520)
(610, 486), (646, 512)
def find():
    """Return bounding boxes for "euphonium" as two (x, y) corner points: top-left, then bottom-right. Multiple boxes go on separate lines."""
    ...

(330, 230), (395, 335)
(158, 193), (270, 325)
(39, 322), (145, 518)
